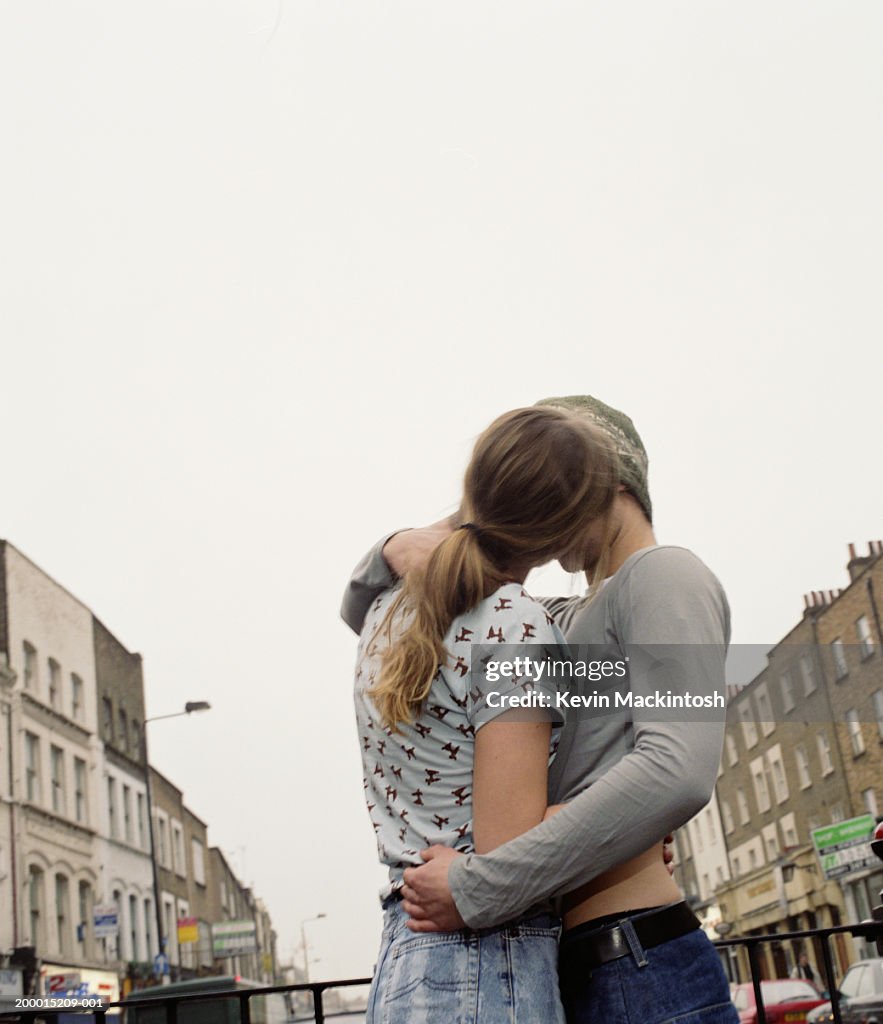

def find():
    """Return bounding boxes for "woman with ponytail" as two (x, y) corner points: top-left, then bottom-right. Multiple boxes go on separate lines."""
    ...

(354, 406), (618, 1024)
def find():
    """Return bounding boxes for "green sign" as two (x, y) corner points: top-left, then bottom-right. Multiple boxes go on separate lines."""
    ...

(811, 814), (877, 880)
(211, 920), (258, 958)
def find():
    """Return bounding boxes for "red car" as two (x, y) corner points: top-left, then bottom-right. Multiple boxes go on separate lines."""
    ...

(731, 979), (827, 1024)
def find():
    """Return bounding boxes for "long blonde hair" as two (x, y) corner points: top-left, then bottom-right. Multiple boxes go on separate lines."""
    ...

(369, 407), (619, 730)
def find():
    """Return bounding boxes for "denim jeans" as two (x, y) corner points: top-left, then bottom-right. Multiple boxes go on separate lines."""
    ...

(366, 898), (566, 1024)
(559, 912), (738, 1024)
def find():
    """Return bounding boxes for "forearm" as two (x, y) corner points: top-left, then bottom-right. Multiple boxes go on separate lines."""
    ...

(339, 532), (400, 634)
(449, 721), (722, 928)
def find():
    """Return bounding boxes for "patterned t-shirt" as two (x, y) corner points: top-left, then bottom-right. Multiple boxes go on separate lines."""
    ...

(354, 582), (568, 901)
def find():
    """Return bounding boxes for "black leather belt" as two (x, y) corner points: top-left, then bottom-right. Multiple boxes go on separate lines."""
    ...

(559, 902), (700, 973)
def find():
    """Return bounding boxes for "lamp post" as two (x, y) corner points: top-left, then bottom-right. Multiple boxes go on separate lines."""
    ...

(300, 913), (326, 983)
(142, 701), (211, 985)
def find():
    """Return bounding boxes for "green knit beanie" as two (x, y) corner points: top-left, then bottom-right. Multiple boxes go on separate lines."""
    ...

(535, 395), (652, 523)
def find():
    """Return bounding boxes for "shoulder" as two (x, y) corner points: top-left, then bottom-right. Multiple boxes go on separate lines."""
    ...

(450, 583), (561, 645)
(619, 546), (725, 592)
(611, 546), (730, 644)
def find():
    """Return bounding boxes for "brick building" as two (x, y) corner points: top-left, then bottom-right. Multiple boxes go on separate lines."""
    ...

(692, 540), (883, 982)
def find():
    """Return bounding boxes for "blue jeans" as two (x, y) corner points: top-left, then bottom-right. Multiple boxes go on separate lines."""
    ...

(366, 898), (566, 1024)
(559, 915), (738, 1024)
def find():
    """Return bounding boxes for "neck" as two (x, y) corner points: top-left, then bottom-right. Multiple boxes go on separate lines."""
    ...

(603, 498), (657, 576)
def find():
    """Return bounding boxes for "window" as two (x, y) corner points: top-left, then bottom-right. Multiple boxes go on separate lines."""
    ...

(732, 855), (742, 876)
(102, 697), (114, 742)
(71, 674), (83, 721)
(28, 866), (44, 947)
(48, 658), (61, 710)
(25, 732), (41, 803)
(137, 793), (146, 849)
(113, 889), (124, 958)
(832, 639), (848, 680)
(118, 709), (128, 752)
(755, 684), (775, 736)
(800, 654), (817, 695)
(795, 745), (811, 789)
(74, 758), (88, 824)
(144, 899), (154, 958)
(123, 785), (132, 843)
(781, 813), (798, 848)
(863, 788), (878, 818)
(739, 701), (758, 749)
(737, 787), (751, 825)
(158, 816), (169, 868)
(781, 672), (795, 713)
(55, 874), (70, 955)
(129, 894), (139, 960)
(173, 823), (185, 877)
(751, 757), (771, 812)
(23, 641), (38, 692)
(748, 848), (758, 869)
(817, 731), (834, 775)
(192, 838), (206, 885)
(108, 777), (118, 838)
(164, 900), (175, 958)
(50, 746), (65, 815)
(768, 747), (789, 803)
(78, 881), (92, 958)
(847, 709), (865, 756)
(692, 819), (704, 853)
(857, 615), (875, 659)
(705, 808), (718, 845)
(721, 800), (735, 835)
(131, 719), (141, 757)
(725, 733), (738, 766)
(831, 802), (845, 823)
(762, 825), (779, 861)
(875, 690), (883, 740)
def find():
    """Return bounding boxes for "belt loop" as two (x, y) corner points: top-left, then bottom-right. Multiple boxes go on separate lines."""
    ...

(619, 918), (649, 968)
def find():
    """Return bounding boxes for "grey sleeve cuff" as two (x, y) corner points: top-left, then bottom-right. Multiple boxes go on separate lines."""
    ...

(339, 531), (404, 634)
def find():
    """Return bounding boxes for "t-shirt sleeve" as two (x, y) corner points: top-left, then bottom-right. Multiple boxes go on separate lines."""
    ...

(340, 532), (404, 634)
(463, 593), (569, 732)
(448, 548), (730, 928)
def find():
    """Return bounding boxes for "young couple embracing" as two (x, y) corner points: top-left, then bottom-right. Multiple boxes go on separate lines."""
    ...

(343, 395), (738, 1024)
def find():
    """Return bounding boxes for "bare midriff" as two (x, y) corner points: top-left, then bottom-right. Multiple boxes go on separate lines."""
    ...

(562, 844), (683, 930)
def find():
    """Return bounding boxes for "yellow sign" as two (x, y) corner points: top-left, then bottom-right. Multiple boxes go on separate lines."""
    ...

(177, 917), (199, 944)
(746, 879), (775, 899)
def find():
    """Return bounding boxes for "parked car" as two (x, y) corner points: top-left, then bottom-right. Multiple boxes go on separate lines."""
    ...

(807, 957), (883, 1023)
(731, 978), (826, 1024)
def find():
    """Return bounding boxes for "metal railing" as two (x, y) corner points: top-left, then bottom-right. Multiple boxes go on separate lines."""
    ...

(1, 976), (373, 1023)
(716, 918), (882, 1024)
(6, 831), (882, 1024)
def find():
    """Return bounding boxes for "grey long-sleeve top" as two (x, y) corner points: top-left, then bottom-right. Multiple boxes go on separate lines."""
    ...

(341, 536), (730, 929)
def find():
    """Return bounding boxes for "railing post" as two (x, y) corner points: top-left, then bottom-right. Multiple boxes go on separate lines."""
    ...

(746, 940), (767, 1024)
(314, 982), (325, 1024)
(239, 990), (251, 1024)
(820, 934), (843, 1024)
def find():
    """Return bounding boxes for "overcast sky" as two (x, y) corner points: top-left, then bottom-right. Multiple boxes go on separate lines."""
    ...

(2, 0), (881, 981)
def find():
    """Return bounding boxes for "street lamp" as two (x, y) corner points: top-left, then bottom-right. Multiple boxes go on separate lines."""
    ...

(300, 914), (326, 983)
(142, 701), (211, 985)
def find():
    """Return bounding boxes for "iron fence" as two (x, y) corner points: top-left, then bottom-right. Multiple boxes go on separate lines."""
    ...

(3, 897), (881, 1024)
